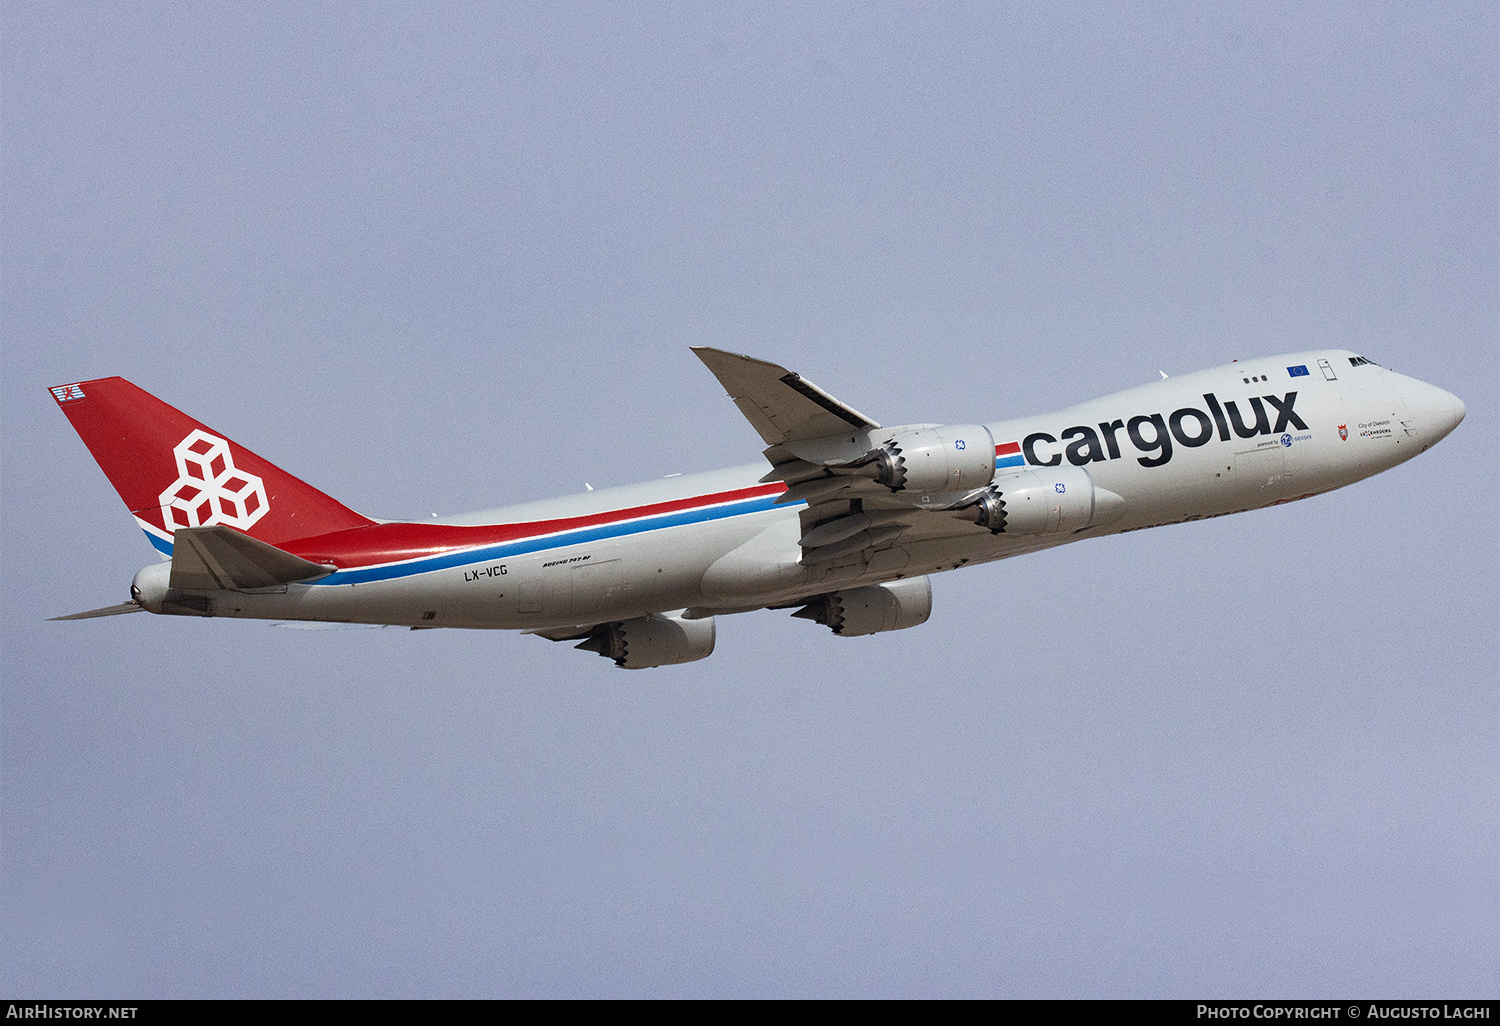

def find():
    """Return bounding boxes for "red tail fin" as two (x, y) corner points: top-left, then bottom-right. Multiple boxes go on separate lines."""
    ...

(50, 378), (375, 551)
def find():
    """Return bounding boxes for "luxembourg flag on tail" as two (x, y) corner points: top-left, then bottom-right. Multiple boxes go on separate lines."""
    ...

(995, 441), (1025, 470)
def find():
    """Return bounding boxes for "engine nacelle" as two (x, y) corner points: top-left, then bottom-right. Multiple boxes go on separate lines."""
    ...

(792, 576), (932, 637)
(574, 612), (716, 669)
(859, 424), (996, 495)
(958, 465), (1124, 536)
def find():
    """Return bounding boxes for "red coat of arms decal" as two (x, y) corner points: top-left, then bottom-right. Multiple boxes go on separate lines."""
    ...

(1338, 424), (1348, 441)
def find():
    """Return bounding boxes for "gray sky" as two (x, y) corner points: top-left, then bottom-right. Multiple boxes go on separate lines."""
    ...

(3, 0), (1495, 998)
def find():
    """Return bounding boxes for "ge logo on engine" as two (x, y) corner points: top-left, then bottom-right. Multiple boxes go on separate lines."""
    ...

(158, 429), (270, 532)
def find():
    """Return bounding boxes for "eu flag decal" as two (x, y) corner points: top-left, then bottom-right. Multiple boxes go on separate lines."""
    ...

(1287, 365), (1309, 377)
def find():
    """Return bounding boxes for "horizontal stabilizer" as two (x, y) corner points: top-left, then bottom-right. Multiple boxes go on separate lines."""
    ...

(170, 525), (332, 591)
(49, 601), (144, 621)
(692, 347), (880, 445)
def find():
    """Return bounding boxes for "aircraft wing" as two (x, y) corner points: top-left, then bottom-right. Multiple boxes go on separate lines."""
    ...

(694, 347), (996, 571)
(524, 625), (595, 642)
(169, 525), (333, 591)
(691, 347), (881, 445)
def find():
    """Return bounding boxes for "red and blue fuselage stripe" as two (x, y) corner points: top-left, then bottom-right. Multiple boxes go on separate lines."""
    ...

(995, 441), (1025, 470)
(308, 486), (790, 585)
(142, 483), (794, 586)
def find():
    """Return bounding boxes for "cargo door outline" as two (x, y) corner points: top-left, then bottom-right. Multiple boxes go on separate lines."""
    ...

(1232, 444), (1287, 496)
(572, 559), (623, 616)
(517, 558), (575, 614)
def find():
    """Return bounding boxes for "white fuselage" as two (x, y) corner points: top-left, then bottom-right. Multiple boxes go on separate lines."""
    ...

(184, 350), (1463, 631)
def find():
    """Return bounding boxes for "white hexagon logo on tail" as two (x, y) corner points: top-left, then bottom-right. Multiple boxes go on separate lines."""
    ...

(158, 430), (269, 532)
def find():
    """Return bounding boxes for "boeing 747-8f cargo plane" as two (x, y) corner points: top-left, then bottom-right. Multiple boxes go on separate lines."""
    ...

(51, 348), (1464, 667)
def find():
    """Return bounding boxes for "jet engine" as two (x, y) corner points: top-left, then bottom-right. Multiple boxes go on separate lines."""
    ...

(843, 425), (996, 495)
(954, 465), (1125, 535)
(574, 611), (716, 669)
(792, 576), (932, 637)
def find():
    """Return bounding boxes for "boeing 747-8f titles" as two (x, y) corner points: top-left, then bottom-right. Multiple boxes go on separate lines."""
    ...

(51, 348), (1464, 667)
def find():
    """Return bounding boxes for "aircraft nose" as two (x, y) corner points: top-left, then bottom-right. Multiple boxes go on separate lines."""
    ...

(1450, 392), (1467, 427)
(1389, 373), (1465, 444)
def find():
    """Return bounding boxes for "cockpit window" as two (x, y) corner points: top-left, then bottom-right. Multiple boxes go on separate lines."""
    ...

(1348, 356), (1379, 367)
